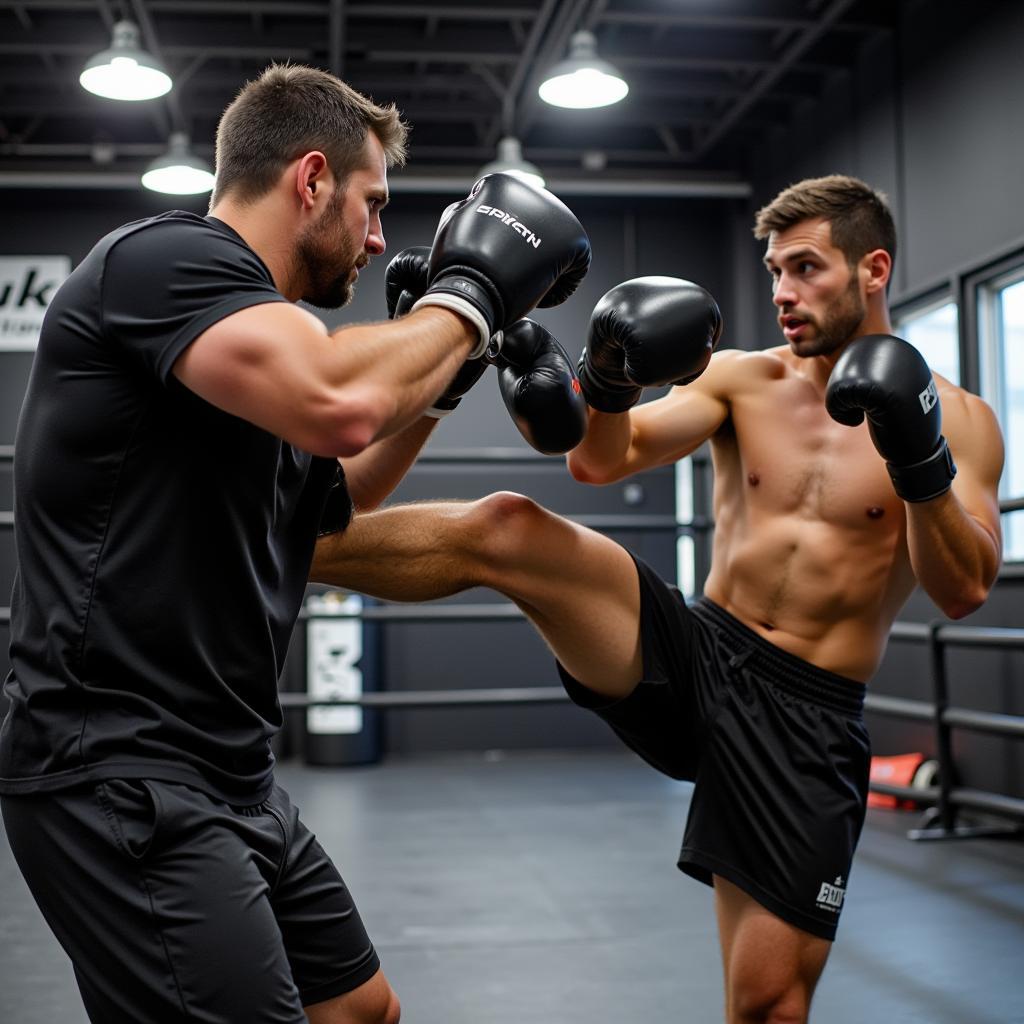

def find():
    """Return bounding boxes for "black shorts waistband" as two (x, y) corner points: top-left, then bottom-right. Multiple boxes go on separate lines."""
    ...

(689, 597), (866, 717)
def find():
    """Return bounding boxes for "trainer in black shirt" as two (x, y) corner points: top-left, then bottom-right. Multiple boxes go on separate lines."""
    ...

(0, 62), (591, 1024)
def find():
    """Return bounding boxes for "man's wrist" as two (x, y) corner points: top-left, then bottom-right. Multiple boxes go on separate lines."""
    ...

(423, 399), (458, 419)
(411, 294), (491, 358)
(888, 437), (957, 503)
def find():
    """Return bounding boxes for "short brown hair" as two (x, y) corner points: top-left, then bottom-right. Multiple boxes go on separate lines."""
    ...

(753, 174), (897, 267)
(212, 63), (408, 206)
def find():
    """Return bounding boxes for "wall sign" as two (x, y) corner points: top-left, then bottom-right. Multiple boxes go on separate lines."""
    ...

(0, 255), (71, 351)
(306, 593), (365, 736)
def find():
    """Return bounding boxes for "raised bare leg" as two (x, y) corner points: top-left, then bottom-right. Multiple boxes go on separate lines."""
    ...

(312, 492), (643, 698)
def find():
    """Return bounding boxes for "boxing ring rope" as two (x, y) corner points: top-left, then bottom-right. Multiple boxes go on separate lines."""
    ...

(1, 447), (1024, 841)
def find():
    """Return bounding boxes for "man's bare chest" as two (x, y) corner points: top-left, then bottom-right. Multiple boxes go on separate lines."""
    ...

(719, 380), (904, 529)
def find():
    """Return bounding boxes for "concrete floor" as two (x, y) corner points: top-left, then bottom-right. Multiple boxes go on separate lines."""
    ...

(1, 749), (1022, 1023)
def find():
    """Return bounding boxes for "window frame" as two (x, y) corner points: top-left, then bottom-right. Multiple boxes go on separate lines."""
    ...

(976, 265), (1024, 429)
(964, 248), (1024, 567)
(892, 290), (961, 386)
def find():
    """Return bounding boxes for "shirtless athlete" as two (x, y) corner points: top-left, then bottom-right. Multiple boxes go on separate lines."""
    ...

(311, 175), (1004, 1023)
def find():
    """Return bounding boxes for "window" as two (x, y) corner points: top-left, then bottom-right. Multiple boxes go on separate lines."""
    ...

(895, 299), (960, 385)
(675, 458), (695, 597)
(979, 272), (1024, 561)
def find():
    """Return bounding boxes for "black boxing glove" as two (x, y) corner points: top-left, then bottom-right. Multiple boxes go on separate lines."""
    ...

(385, 244), (489, 418)
(495, 319), (587, 455)
(385, 244), (431, 319)
(426, 357), (492, 420)
(578, 276), (723, 413)
(826, 334), (956, 502)
(411, 173), (591, 358)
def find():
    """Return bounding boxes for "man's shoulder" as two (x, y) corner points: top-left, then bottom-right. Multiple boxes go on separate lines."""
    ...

(105, 210), (241, 251)
(100, 211), (274, 294)
(936, 375), (1002, 436)
(705, 344), (788, 387)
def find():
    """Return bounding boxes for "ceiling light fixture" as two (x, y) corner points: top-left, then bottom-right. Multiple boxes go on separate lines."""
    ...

(477, 137), (545, 190)
(80, 20), (172, 102)
(141, 133), (215, 195)
(538, 30), (628, 110)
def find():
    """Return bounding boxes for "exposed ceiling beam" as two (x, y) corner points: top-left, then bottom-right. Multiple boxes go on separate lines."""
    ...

(128, 0), (176, 137)
(0, 0), (538, 14)
(0, 68), (818, 104)
(0, 139), (748, 165)
(0, 167), (752, 198)
(599, 11), (885, 34)
(328, 0), (345, 77)
(362, 49), (519, 66)
(93, 0), (113, 30)
(513, 0), (590, 137)
(0, 101), (760, 132)
(498, 0), (559, 135)
(0, 0), (882, 185)
(693, 0), (857, 159)
(0, 37), (838, 80)
(0, 42), (318, 58)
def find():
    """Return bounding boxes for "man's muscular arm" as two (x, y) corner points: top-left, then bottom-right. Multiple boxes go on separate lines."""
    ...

(905, 388), (1004, 618)
(176, 303), (474, 457)
(567, 352), (736, 484)
(826, 336), (1004, 618)
(340, 416), (439, 512)
(567, 277), (728, 484)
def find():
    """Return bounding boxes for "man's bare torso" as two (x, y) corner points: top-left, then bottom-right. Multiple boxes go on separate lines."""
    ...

(700, 345), (920, 681)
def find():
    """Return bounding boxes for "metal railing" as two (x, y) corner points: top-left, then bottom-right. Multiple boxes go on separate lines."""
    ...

(865, 619), (1024, 840)
(1, 447), (1023, 841)
(279, 601), (1024, 841)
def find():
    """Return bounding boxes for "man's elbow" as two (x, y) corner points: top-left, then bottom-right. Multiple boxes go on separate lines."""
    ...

(566, 451), (619, 486)
(311, 385), (395, 457)
(941, 584), (991, 621)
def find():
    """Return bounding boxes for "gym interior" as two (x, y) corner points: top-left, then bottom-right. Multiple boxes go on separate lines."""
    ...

(0, 1), (1022, 1021)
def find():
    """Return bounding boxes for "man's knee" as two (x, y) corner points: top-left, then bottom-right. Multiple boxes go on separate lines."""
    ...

(374, 988), (401, 1024)
(730, 984), (809, 1024)
(466, 490), (556, 572)
(728, 960), (818, 1024)
(305, 973), (400, 1024)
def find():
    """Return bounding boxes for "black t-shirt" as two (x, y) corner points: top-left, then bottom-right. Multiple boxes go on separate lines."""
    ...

(0, 211), (349, 802)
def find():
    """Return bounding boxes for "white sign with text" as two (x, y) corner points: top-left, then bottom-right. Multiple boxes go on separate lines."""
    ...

(0, 255), (71, 351)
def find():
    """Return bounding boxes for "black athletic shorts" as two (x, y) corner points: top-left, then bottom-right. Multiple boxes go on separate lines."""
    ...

(1, 778), (380, 1023)
(558, 553), (871, 941)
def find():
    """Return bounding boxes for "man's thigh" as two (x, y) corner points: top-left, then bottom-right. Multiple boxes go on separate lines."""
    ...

(319, 495), (646, 699)
(475, 494), (645, 697)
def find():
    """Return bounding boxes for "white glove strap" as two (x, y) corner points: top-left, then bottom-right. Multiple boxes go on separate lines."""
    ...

(485, 329), (503, 362)
(411, 294), (491, 359)
(422, 404), (453, 420)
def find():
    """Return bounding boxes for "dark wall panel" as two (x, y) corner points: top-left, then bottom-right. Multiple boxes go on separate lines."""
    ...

(746, 0), (1024, 340)
(0, 352), (34, 441)
(899, 0), (1024, 288)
